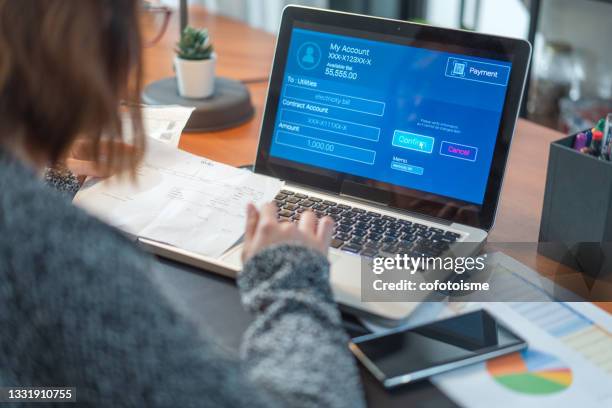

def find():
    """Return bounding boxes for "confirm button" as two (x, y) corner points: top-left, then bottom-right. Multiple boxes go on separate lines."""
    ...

(392, 130), (435, 154)
(440, 141), (478, 162)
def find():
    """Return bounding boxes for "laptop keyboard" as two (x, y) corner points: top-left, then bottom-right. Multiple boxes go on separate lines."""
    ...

(274, 189), (462, 258)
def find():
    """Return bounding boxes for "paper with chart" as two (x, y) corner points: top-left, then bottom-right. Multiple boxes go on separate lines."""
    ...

(431, 301), (612, 408)
(74, 139), (283, 257)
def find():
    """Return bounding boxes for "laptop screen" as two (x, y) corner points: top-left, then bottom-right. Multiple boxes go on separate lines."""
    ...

(268, 26), (512, 205)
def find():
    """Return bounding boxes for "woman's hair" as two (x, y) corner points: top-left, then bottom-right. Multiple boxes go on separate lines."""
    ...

(0, 0), (144, 173)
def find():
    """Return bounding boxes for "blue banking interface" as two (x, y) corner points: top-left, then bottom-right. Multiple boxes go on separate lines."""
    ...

(269, 27), (512, 204)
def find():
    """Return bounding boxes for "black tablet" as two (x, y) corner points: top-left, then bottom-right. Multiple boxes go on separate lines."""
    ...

(255, 6), (531, 230)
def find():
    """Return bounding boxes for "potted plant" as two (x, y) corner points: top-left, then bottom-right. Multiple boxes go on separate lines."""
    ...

(174, 27), (215, 99)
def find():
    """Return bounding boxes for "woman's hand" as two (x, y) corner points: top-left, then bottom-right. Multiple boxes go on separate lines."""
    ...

(241, 202), (335, 263)
(64, 138), (136, 178)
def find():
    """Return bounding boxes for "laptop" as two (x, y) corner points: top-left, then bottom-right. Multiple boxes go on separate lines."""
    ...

(141, 6), (531, 322)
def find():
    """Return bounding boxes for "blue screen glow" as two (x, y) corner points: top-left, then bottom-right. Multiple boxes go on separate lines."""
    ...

(269, 28), (512, 204)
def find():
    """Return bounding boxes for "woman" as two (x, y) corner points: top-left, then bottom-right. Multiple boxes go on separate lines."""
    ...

(0, 1), (365, 406)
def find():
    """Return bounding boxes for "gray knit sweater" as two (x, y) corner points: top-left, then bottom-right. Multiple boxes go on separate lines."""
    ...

(0, 150), (365, 407)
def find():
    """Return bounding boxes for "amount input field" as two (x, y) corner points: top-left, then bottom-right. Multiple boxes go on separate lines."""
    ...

(280, 109), (380, 142)
(275, 131), (376, 164)
(284, 85), (385, 116)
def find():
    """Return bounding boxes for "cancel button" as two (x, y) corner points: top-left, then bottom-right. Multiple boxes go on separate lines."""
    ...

(440, 141), (478, 162)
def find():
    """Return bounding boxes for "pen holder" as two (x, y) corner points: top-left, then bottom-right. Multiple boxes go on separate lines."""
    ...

(538, 133), (612, 278)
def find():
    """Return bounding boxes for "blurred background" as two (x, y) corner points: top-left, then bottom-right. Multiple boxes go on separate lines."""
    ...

(154, 0), (612, 132)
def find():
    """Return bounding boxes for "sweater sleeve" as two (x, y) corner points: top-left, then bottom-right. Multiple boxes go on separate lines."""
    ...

(238, 244), (366, 408)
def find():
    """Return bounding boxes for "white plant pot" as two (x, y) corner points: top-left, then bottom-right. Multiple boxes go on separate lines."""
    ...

(174, 54), (216, 99)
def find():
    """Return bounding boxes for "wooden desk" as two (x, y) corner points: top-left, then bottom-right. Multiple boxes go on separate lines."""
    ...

(143, 7), (611, 316)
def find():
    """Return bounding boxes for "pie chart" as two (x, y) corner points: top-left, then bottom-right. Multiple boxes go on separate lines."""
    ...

(486, 349), (572, 395)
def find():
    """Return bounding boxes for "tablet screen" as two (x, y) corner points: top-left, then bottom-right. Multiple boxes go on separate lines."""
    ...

(268, 26), (512, 205)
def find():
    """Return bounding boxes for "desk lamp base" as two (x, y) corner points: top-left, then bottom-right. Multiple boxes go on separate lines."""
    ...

(142, 77), (254, 132)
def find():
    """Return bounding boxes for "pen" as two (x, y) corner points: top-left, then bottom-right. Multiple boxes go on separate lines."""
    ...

(591, 130), (603, 157)
(573, 132), (588, 151)
(602, 114), (612, 161)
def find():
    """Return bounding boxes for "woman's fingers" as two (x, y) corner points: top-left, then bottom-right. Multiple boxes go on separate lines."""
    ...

(244, 203), (259, 241)
(258, 202), (279, 229)
(298, 210), (317, 235)
(316, 216), (335, 251)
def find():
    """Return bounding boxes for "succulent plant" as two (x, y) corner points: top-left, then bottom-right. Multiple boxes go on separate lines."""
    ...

(175, 27), (214, 60)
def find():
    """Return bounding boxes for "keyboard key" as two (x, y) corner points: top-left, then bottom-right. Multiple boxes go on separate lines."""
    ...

(323, 200), (337, 206)
(361, 248), (379, 258)
(328, 207), (343, 215)
(341, 243), (362, 253)
(351, 237), (366, 245)
(386, 222), (401, 230)
(367, 211), (381, 218)
(365, 241), (383, 249)
(337, 225), (352, 233)
(283, 203), (299, 211)
(280, 190), (294, 195)
(278, 210), (293, 218)
(286, 196), (301, 204)
(294, 193), (308, 199)
(341, 211), (357, 220)
(351, 208), (366, 214)
(415, 230), (433, 239)
(367, 233), (382, 242)
(334, 233), (350, 241)
(330, 238), (344, 248)
(354, 221), (369, 229)
(352, 229), (367, 237)
(274, 193), (287, 201)
(371, 219), (386, 227)
(337, 204), (351, 210)
(381, 244), (399, 253)
(382, 215), (396, 222)
(300, 200), (314, 207)
(429, 227), (444, 234)
(309, 197), (323, 202)
(312, 203), (328, 211)
(445, 231), (461, 239)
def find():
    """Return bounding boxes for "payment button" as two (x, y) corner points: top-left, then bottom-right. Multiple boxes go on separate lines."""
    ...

(392, 131), (435, 154)
(440, 141), (478, 162)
